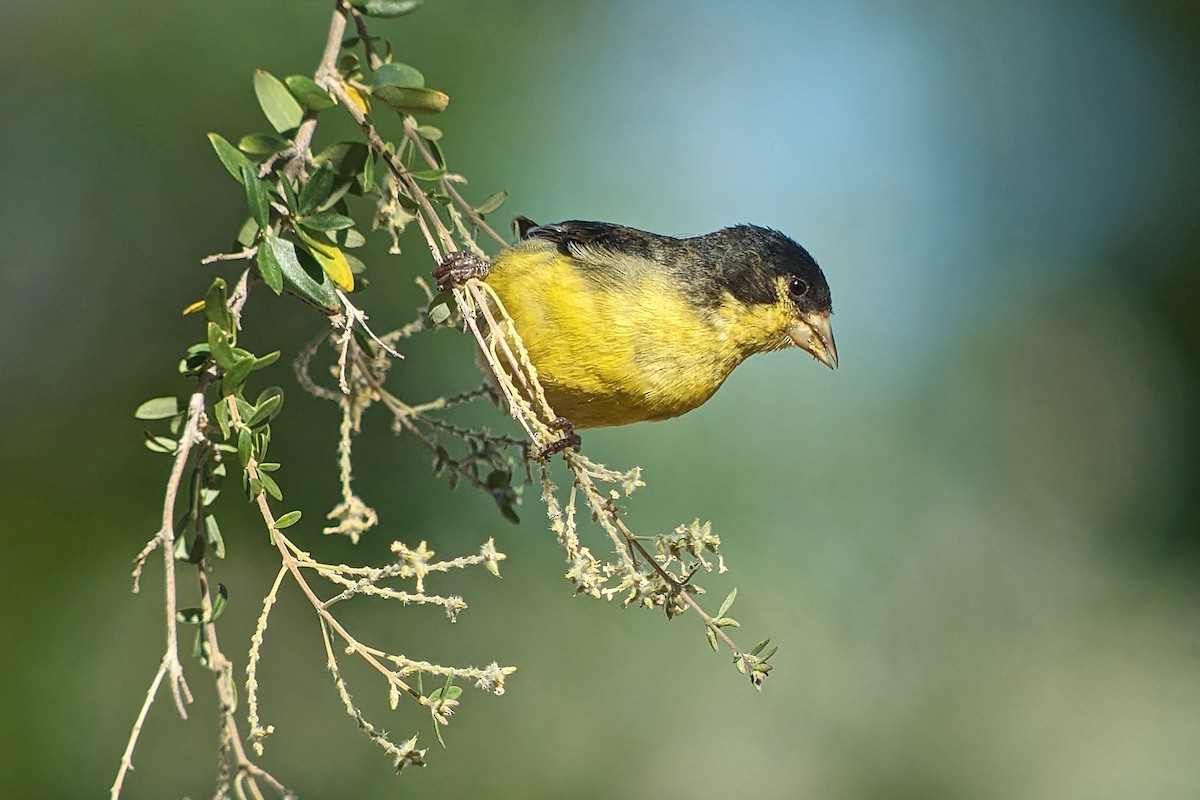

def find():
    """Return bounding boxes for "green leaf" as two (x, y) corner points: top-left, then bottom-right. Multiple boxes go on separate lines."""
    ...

(211, 583), (229, 621)
(372, 85), (449, 115)
(207, 323), (237, 370)
(428, 685), (463, 702)
(409, 168), (446, 182)
(298, 162), (336, 215)
(706, 627), (719, 652)
(372, 62), (425, 90)
(241, 165), (270, 230)
(426, 137), (446, 168)
(238, 132), (289, 156)
(257, 236), (284, 294)
(474, 189), (508, 216)
(222, 355), (256, 396)
(236, 396), (254, 425)
(316, 181), (355, 212)
(245, 393), (283, 427)
(173, 530), (191, 561)
(285, 74), (336, 110)
(235, 216), (260, 249)
(748, 638), (771, 657)
(208, 133), (254, 184)
(256, 426), (272, 459)
(135, 396), (180, 420)
(258, 471), (283, 501)
(214, 397), (231, 440)
(415, 124), (442, 141)
(144, 434), (177, 454)
(252, 352), (281, 371)
(333, 226), (366, 249)
(343, 252), (366, 275)
(275, 510), (302, 529)
(204, 278), (233, 334)
(361, 152), (375, 190)
(205, 515), (226, 559)
(254, 69), (304, 133)
(299, 211), (356, 231)
(352, 0), (423, 18)
(313, 142), (369, 178)
(269, 238), (340, 309)
(499, 501), (520, 525)
(280, 177), (300, 215)
(179, 343), (211, 376)
(337, 52), (361, 75)
(717, 587), (737, 619)
(237, 427), (253, 467)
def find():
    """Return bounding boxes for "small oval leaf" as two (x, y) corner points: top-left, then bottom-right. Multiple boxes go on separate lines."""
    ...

(298, 162), (336, 215)
(372, 85), (449, 115)
(299, 211), (356, 231)
(285, 74), (336, 111)
(352, 0), (423, 18)
(222, 355), (257, 396)
(267, 238), (340, 310)
(257, 236), (284, 294)
(238, 133), (289, 156)
(208, 133), (253, 184)
(314, 142), (370, 178)
(372, 62), (425, 90)
(245, 393), (283, 428)
(241, 165), (270, 230)
(474, 189), (508, 216)
(135, 397), (180, 420)
(275, 510), (302, 529)
(204, 278), (233, 334)
(211, 583), (229, 620)
(254, 69), (304, 133)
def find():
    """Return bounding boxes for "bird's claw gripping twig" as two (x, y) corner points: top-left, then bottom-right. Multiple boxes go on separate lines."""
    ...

(433, 251), (491, 290)
(534, 417), (582, 461)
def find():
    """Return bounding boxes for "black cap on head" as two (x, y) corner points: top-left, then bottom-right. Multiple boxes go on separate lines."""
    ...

(714, 225), (831, 314)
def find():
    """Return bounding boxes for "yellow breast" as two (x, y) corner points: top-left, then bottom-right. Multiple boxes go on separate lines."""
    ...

(485, 245), (793, 428)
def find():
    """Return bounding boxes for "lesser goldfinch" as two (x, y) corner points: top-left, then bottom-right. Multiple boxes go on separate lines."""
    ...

(435, 218), (836, 430)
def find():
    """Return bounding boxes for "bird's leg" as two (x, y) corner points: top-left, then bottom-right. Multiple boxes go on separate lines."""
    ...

(534, 417), (582, 461)
(432, 251), (491, 290)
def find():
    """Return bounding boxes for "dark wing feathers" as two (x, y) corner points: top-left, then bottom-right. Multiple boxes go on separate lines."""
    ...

(518, 219), (644, 255)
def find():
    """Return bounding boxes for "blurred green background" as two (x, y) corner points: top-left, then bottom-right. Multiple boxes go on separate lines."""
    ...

(3, 0), (1199, 797)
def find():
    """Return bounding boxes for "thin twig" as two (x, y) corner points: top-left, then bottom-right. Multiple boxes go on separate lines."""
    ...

(109, 657), (169, 800)
(202, 247), (259, 265)
(225, 396), (423, 702)
(199, 560), (290, 799)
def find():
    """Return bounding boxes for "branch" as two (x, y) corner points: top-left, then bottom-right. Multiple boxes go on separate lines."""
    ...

(109, 657), (169, 800)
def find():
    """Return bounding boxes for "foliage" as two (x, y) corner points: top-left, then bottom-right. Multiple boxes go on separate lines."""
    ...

(112, 2), (774, 798)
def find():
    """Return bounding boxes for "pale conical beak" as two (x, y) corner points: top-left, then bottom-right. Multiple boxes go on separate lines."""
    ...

(787, 312), (838, 369)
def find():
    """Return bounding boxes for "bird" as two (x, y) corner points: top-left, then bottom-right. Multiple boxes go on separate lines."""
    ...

(434, 218), (836, 432)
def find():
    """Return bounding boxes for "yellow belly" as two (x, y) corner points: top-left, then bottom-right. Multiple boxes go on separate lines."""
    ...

(484, 247), (782, 428)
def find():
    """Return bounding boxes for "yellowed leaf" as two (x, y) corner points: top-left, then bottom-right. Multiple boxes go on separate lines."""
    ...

(343, 85), (370, 115)
(297, 229), (354, 291)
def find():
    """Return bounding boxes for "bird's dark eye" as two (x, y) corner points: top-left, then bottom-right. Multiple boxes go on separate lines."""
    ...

(788, 276), (809, 298)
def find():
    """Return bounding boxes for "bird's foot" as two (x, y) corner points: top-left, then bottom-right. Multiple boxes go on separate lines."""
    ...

(534, 417), (581, 461)
(433, 251), (491, 290)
